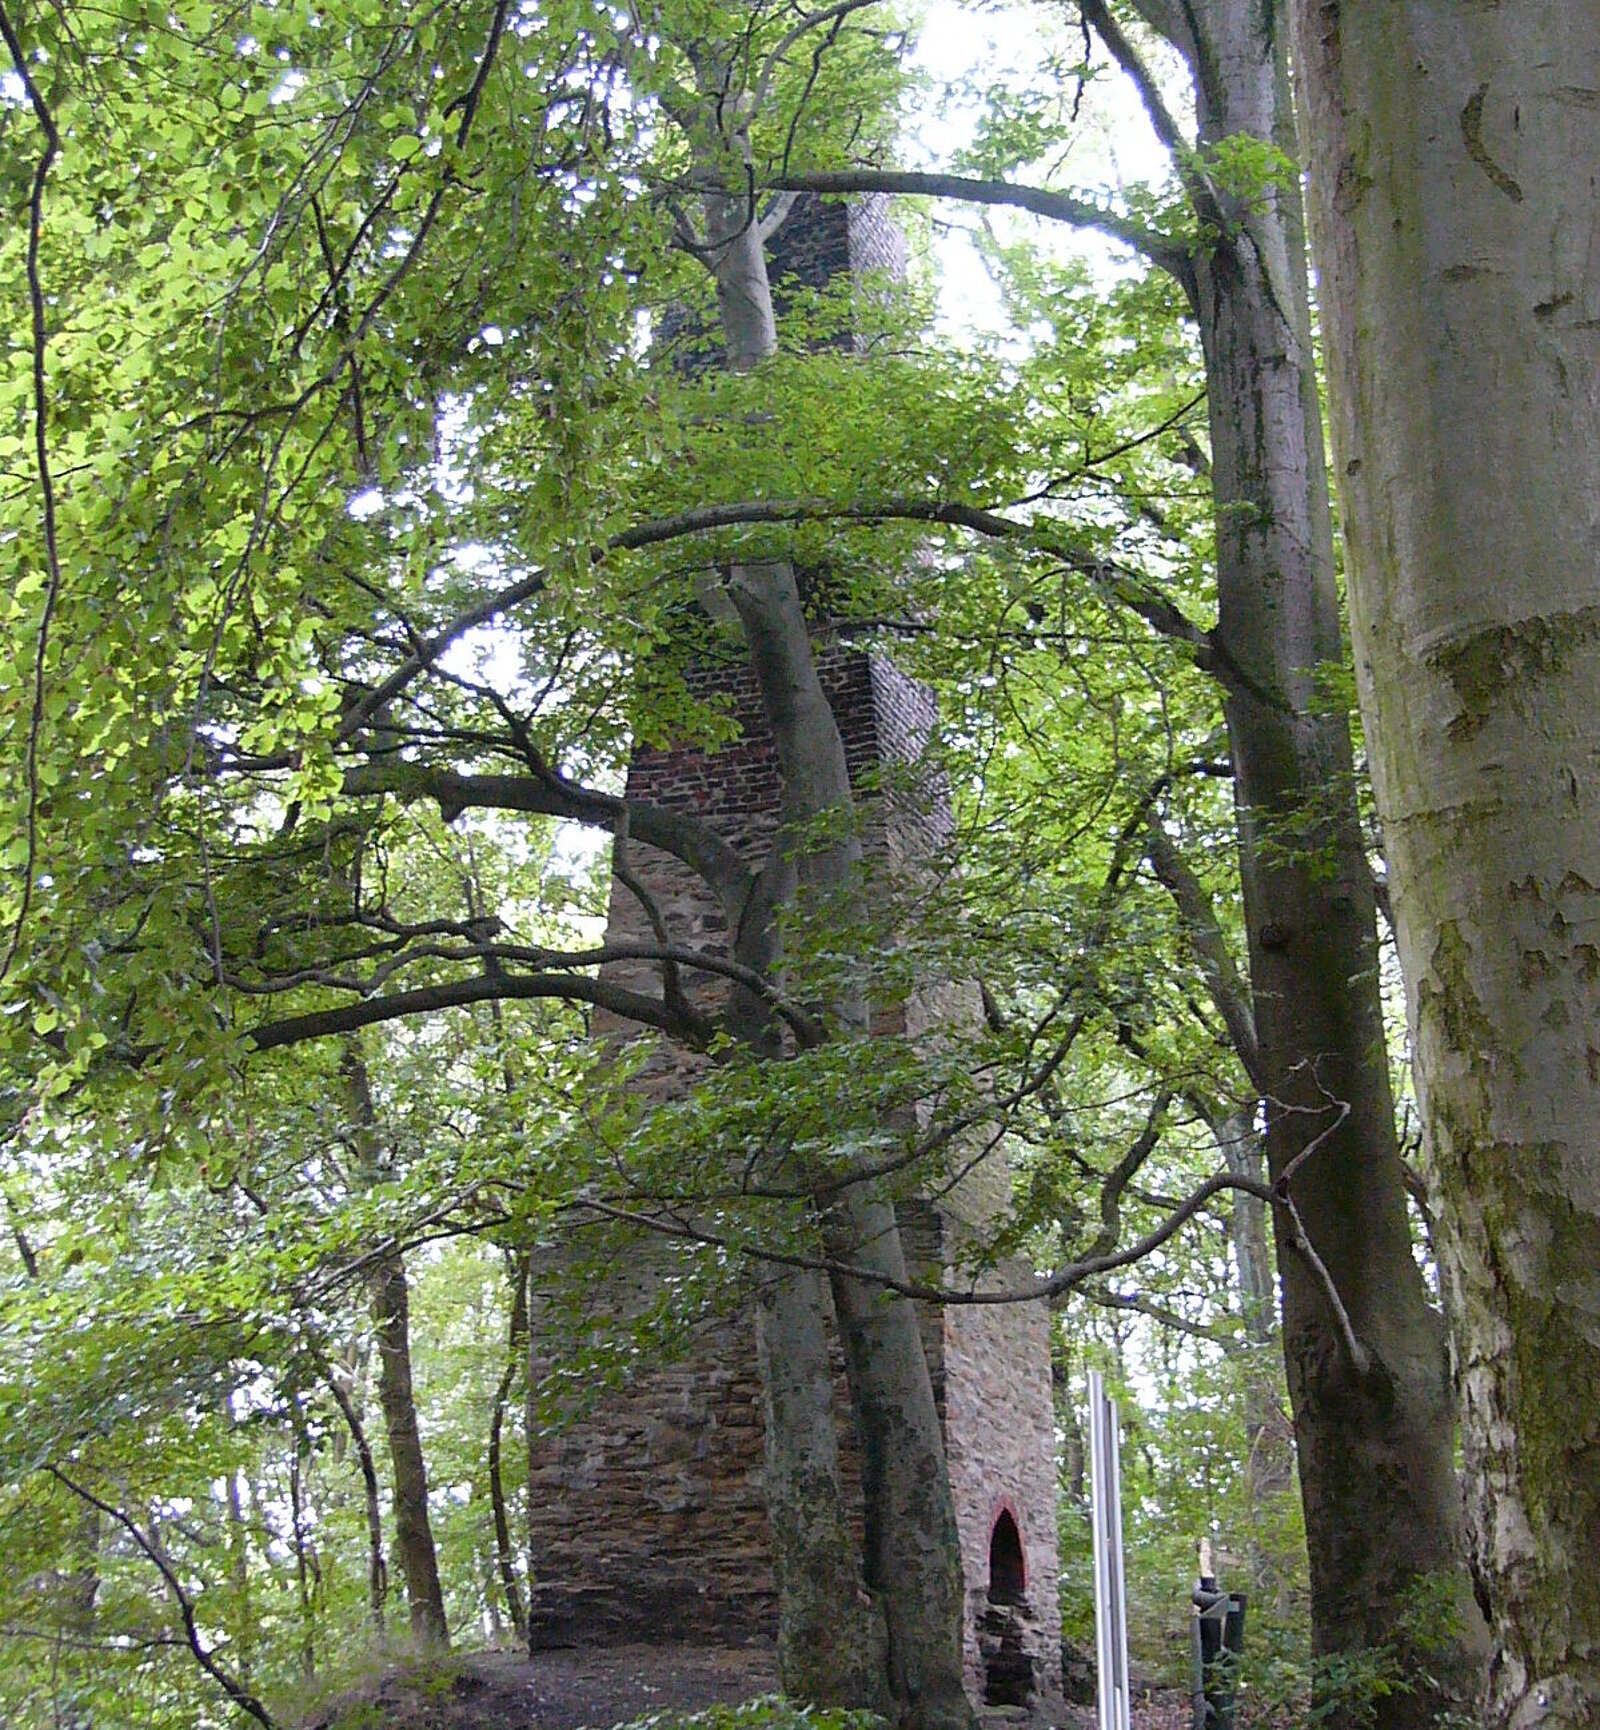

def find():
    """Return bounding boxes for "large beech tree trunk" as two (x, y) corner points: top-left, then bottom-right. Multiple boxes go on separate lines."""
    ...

(1120, 2), (1482, 1715)
(703, 179), (973, 1730)
(1288, 6), (1600, 1723)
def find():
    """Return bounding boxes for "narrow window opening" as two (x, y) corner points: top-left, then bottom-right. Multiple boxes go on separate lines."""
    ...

(988, 1509), (1026, 1605)
(983, 1509), (1034, 1708)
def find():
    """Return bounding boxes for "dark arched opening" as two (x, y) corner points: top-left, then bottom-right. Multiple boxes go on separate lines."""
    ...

(988, 1509), (1026, 1606)
(983, 1508), (1034, 1707)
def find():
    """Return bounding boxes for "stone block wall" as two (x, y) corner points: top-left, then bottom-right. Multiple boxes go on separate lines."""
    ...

(527, 644), (1062, 1716)
(526, 193), (1058, 1713)
(524, 1305), (774, 1645)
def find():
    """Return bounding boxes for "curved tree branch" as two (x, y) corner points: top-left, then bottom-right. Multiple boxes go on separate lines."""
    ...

(763, 166), (1193, 284)
(247, 970), (712, 1052)
(46, 1469), (277, 1730)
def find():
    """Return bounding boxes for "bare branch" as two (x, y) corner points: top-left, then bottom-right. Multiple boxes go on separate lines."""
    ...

(1083, 1284), (1238, 1348)
(1084, 1088), (1173, 1259)
(45, 1470), (277, 1730)
(1143, 820), (1263, 1087)
(247, 969), (712, 1053)
(748, 0), (884, 119)
(576, 1110), (1372, 1374)
(766, 167), (1193, 285)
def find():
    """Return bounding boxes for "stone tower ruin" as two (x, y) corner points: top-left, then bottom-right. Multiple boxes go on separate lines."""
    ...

(525, 198), (1063, 1717)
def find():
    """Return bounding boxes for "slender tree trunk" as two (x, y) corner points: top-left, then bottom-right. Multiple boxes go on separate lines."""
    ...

(60, 1506), (99, 1730)
(324, 1354), (387, 1636)
(289, 1444), (317, 1680)
(1210, 1109), (1293, 1602)
(1113, 3), (1483, 1715)
(343, 1046), (451, 1652)
(1053, 1336), (1086, 1508)
(704, 178), (973, 1730)
(488, 1253), (529, 1647)
(371, 1246), (451, 1651)
(1289, 6), (1600, 1723)
(1213, 1113), (1289, 1499)
(225, 1465), (254, 1688)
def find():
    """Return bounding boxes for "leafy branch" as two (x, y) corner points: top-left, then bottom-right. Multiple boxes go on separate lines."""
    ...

(45, 1469), (279, 1730)
(0, 0), (63, 990)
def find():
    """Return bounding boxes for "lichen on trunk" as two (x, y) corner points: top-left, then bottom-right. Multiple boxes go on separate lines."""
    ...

(1288, 3), (1600, 1722)
(1116, 0), (1484, 1717)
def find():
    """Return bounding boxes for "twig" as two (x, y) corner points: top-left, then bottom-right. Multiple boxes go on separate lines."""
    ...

(45, 1469), (278, 1729)
(0, 2), (63, 987)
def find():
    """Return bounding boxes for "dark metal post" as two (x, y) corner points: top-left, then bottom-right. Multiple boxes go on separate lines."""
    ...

(1190, 1544), (1245, 1730)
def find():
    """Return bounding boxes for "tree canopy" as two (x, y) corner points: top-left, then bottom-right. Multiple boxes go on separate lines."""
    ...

(5, 0), (1584, 1725)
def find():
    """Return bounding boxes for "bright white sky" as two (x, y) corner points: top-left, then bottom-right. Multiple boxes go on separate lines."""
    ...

(911, 0), (1182, 332)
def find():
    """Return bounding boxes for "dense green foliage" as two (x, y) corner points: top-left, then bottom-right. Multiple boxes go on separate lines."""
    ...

(0, 0), (1412, 1722)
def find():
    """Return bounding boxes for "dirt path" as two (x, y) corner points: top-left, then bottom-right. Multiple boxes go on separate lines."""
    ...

(308, 1643), (780, 1730)
(305, 1642), (1195, 1730)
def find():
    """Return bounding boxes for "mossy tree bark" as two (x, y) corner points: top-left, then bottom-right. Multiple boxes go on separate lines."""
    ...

(1110, 3), (1484, 1716)
(1289, 5), (1600, 1723)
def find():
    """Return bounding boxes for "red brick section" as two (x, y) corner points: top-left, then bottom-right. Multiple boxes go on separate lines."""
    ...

(628, 645), (937, 822)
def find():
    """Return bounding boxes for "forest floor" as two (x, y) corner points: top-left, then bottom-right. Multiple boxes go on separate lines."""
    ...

(302, 1642), (1195, 1730)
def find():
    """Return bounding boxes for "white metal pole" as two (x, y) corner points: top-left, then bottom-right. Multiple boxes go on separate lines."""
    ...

(1088, 1370), (1131, 1730)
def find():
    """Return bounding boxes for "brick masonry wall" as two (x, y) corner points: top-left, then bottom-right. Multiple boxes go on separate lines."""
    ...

(528, 643), (1062, 1715)
(527, 194), (1059, 1713)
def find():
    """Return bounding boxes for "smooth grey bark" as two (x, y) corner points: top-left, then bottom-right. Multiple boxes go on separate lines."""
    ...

(697, 157), (972, 1729)
(1100, 2), (1484, 1715)
(343, 1048), (451, 1652)
(1288, 6), (1600, 1723)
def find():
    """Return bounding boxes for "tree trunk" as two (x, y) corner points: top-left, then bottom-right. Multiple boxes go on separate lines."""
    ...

(372, 1246), (451, 1651)
(289, 1442), (318, 1679)
(728, 553), (974, 1730)
(1211, 1110), (1293, 1596)
(698, 170), (973, 1730)
(225, 1465), (254, 1688)
(1289, 6), (1600, 1723)
(488, 1253), (529, 1647)
(343, 1044), (451, 1652)
(756, 1265), (894, 1714)
(1129, 3), (1484, 1716)
(324, 1363), (387, 1637)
